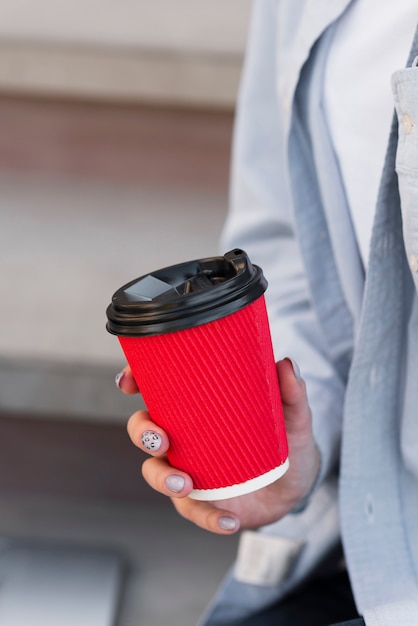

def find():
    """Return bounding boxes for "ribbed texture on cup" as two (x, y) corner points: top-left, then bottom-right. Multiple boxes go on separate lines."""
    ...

(119, 296), (288, 491)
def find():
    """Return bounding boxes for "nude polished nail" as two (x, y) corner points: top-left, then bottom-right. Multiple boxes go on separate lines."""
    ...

(165, 475), (185, 493)
(218, 517), (237, 531)
(115, 371), (125, 389)
(286, 357), (301, 381)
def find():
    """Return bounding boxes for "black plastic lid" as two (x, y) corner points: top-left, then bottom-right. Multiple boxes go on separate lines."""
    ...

(106, 249), (267, 337)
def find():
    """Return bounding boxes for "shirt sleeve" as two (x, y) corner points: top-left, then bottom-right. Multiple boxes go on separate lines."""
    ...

(221, 0), (345, 488)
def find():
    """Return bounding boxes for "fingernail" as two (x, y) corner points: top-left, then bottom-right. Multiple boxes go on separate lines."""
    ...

(141, 430), (162, 452)
(115, 371), (124, 389)
(286, 357), (301, 382)
(218, 516), (237, 531)
(165, 475), (185, 493)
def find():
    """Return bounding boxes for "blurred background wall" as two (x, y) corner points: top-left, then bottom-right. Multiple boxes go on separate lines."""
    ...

(0, 0), (252, 417)
(0, 3), (252, 624)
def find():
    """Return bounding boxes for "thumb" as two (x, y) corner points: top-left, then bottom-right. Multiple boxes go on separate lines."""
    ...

(276, 357), (320, 504)
(276, 358), (313, 439)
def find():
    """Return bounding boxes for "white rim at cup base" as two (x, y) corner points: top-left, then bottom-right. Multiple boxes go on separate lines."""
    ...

(188, 458), (290, 501)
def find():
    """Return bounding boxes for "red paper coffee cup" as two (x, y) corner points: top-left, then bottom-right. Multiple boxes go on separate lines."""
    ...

(106, 249), (288, 500)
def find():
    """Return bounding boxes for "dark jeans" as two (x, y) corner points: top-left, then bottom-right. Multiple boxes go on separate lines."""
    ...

(228, 570), (364, 626)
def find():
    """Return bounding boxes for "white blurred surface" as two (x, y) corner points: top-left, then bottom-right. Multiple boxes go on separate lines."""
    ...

(0, 494), (238, 626)
(0, 540), (121, 626)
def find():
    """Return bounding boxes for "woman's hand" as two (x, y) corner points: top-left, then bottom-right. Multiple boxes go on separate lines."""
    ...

(116, 358), (320, 535)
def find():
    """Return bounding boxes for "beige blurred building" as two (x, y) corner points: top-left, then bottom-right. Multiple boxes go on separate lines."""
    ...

(0, 3), (251, 625)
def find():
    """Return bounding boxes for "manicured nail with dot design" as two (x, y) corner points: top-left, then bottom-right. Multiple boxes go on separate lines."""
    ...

(115, 371), (124, 389)
(141, 430), (162, 452)
(218, 516), (237, 531)
(165, 475), (185, 493)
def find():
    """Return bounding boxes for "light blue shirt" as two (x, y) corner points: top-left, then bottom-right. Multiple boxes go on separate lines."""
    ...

(200, 2), (418, 624)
